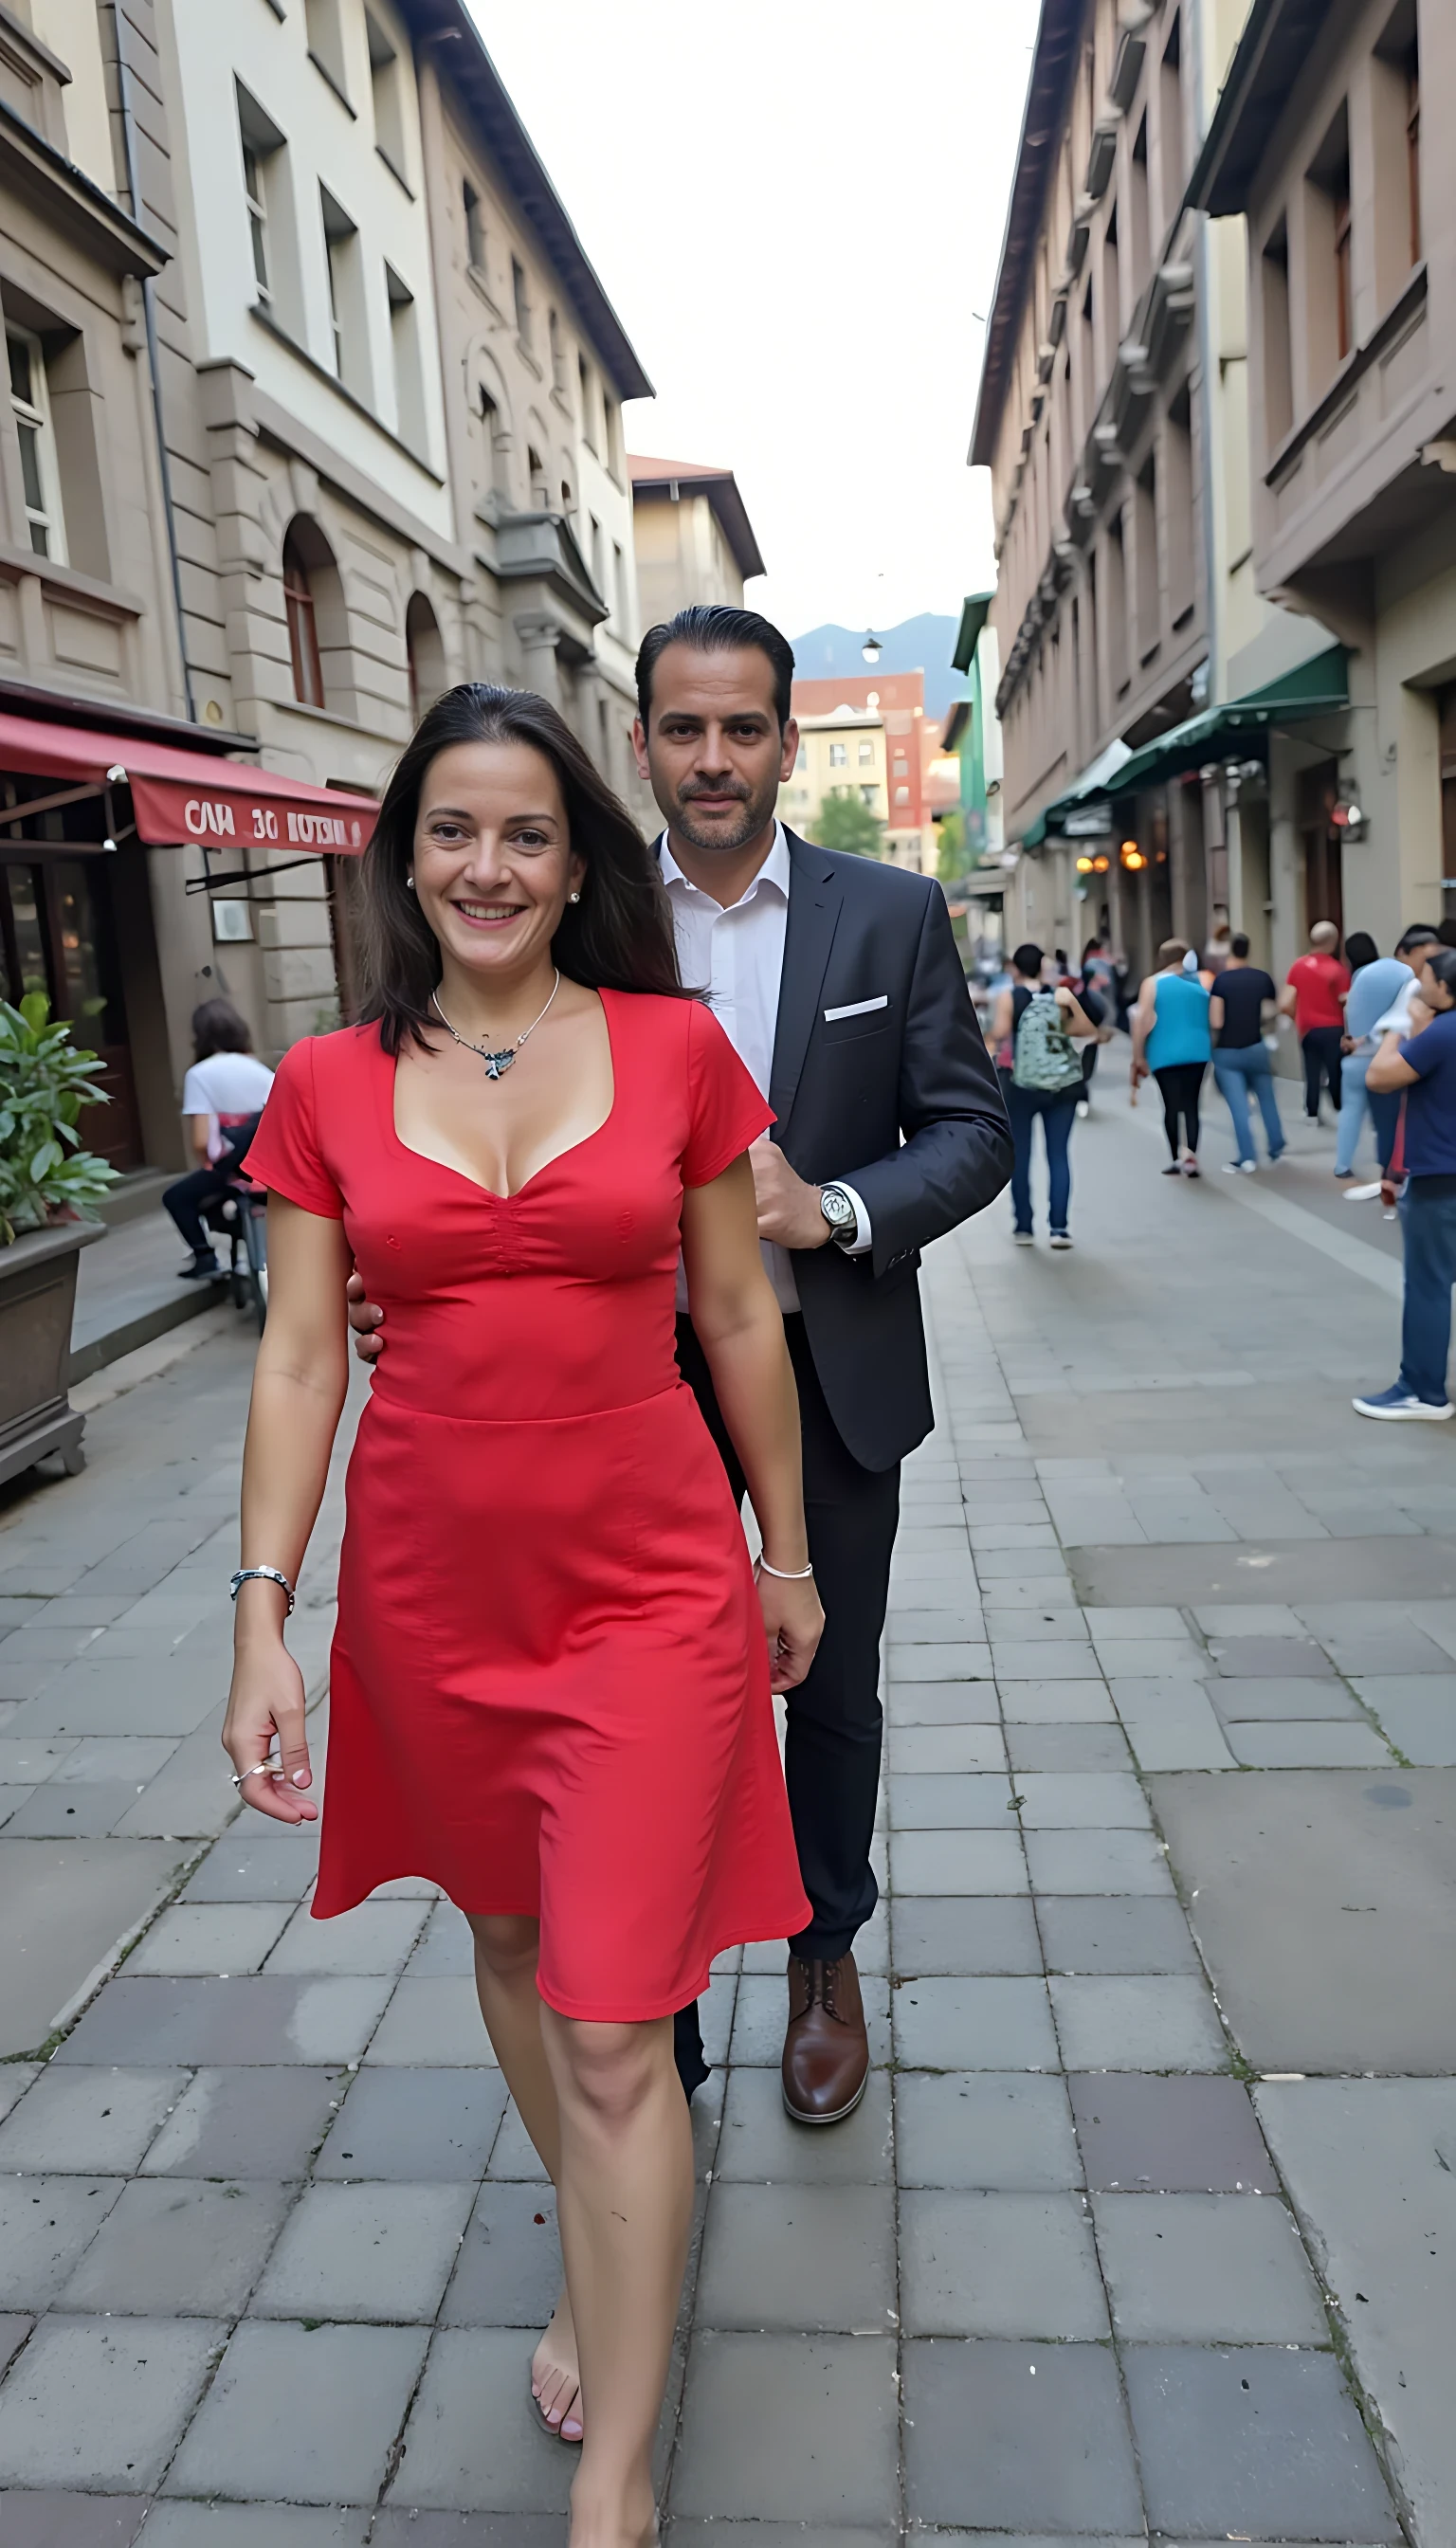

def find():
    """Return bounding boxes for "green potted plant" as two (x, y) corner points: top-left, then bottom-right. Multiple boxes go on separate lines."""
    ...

(0, 992), (118, 1485)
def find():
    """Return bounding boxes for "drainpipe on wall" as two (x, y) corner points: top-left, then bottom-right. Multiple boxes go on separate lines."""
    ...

(112, 3), (194, 723)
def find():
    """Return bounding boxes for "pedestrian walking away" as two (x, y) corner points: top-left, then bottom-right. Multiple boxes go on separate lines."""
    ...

(1335, 934), (1411, 1181)
(991, 943), (1101, 1242)
(1131, 939), (1212, 1174)
(1076, 937), (1114, 1113)
(1281, 920), (1350, 1120)
(1208, 934), (1284, 1171)
(163, 1000), (275, 1278)
(1355, 944), (1456, 1421)
(227, 681), (824, 2537)
(350, 604), (1011, 2142)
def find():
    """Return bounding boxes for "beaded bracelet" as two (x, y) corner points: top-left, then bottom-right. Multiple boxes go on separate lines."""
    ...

(229, 1565), (296, 1615)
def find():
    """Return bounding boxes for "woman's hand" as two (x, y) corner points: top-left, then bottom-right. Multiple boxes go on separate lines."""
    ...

(755, 1566), (825, 1694)
(223, 1641), (318, 1825)
(1130, 1056), (1149, 1085)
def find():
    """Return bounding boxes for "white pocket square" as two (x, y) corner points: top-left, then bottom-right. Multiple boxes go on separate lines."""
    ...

(823, 994), (888, 1023)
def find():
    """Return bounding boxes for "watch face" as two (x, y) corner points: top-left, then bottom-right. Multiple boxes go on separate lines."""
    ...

(822, 1186), (856, 1230)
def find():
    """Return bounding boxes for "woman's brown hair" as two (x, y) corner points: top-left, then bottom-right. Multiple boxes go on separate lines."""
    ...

(356, 682), (687, 1053)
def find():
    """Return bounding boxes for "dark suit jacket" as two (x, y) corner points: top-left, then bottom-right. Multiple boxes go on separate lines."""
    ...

(758, 828), (1010, 1471)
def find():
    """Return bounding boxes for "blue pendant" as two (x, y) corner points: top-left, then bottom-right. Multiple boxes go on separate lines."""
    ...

(482, 1049), (517, 1080)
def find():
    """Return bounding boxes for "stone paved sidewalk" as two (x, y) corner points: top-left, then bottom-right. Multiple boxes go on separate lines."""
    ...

(0, 1081), (1451, 2542)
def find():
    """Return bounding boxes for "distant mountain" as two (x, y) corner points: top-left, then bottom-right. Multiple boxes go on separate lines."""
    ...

(790, 615), (964, 721)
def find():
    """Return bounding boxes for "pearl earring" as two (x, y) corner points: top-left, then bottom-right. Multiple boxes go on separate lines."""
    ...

(406, 876), (416, 891)
(569, 890), (581, 903)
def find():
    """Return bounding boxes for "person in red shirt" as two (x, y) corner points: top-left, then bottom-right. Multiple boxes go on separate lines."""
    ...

(1280, 921), (1351, 1121)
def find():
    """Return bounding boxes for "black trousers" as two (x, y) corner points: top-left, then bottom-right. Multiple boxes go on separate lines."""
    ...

(163, 1164), (234, 1257)
(1301, 1025), (1344, 1117)
(672, 1312), (901, 2088)
(1154, 1061), (1206, 1159)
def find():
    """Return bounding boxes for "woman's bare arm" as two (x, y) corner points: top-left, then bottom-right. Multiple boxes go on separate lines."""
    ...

(681, 1153), (823, 1691)
(223, 1198), (354, 1821)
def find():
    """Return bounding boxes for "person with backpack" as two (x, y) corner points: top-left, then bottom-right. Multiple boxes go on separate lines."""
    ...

(989, 943), (1101, 1247)
(1131, 940), (1212, 1176)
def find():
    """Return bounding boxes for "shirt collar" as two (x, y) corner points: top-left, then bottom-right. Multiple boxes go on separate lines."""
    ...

(659, 818), (790, 909)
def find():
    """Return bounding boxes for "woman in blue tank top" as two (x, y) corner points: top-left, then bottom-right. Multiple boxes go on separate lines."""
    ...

(1132, 941), (1212, 1176)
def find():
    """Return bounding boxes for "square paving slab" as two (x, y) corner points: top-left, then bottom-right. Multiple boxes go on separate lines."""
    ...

(893, 2072), (1081, 2191)
(1151, 1768), (1456, 2071)
(1069, 2074), (1275, 2192)
(901, 2338), (1142, 2535)
(1092, 2191), (1328, 2339)
(1121, 2342), (1400, 2540)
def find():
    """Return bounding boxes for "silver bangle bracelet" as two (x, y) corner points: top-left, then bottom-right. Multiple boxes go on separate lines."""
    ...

(757, 1557), (814, 1580)
(229, 1565), (296, 1616)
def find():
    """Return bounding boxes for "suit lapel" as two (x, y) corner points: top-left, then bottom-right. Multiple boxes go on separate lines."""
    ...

(771, 829), (842, 1135)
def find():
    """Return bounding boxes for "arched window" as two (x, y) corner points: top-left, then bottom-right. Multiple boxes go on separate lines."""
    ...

(528, 445), (549, 511)
(282, 525), (324, 707)
(406, 592), (446, 725)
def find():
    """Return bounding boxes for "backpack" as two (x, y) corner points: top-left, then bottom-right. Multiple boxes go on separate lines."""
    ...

(1011, 989), (1084, 1093)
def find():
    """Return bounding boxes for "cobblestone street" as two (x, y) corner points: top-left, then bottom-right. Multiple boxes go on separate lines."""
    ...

(1, 1080), (1453, 2543)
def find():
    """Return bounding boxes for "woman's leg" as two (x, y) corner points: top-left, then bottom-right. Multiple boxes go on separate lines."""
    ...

(1213, 1051), (1254, 1165)
(466, 1914), (582, 2439)
(541, 2007), (693, 2547)
(1336, 1054), (1369, 1173)
(1154, 1068), (1182, 1161)
(1183, 1061), (1204, 1156)
(1044, 1095), (1074, 1233)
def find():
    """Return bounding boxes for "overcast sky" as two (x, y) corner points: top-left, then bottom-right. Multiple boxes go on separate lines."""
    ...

(468, 0), (1041, 638)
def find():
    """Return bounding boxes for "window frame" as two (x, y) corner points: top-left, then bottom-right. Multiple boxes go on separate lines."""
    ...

(282, 529), (325, 708)
(7, 325), (65, 565)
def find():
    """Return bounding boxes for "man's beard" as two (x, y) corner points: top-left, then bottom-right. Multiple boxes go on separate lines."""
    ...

(673, 785), (777, 856)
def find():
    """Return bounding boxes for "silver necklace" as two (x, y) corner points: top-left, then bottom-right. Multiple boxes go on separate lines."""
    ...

(430, 971), (561, 1081)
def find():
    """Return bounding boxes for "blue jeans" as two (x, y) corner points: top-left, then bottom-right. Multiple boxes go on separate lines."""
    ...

(1399, 1179), (1456, 1403)
(1006, 1082), (1077, 1234)
(1337, 1052), (1402, 1174)
(1212, 1044), (1285, 1166)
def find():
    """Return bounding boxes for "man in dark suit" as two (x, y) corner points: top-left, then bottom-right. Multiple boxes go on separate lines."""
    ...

(634, 607), (1010, 2121)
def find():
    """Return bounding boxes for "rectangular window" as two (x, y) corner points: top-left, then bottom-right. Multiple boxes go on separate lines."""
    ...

(549, 309), (566, 393)
(828, 741), (847, 768)
(589, 513), (603, 592)
(858, 740), (874, 763)
(1159, 14), (1183, 233)
(320, 186), (369, 400)
(463, 179), (485, 272)
(1262, 215), (1293, 446)
(304, 0), (348, 100)
(367, 11), (407, 186)
(1129, 116), (1151, 295)
(1408, 60), (1421, 264)
(578, 354), (596, 450)
(386, 265), (425, 452)
(1135, 454), (1158, 662)
(237, 83), (300, 334)
(861, 785), (878, 808)
(604, 393), (620, 474)
(1305, 103), (1353, 387)
(7, 327), (64, 562)
(512, 255), (532, 346)
(1106, 508), (1128, 698)
(1372, 3), (1420, 300)
(1165, 387), (1195, 626)
(1101, 211), (1120, 375)
(611, 538), (625, 628)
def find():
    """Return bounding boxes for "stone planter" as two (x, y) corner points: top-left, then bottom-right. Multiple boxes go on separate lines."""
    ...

(0, 1219), (105, 1487)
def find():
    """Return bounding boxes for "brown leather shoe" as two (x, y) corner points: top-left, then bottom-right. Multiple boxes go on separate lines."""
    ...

(781, 1951), (869, 2124)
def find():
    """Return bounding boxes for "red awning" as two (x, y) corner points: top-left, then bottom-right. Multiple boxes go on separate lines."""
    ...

(0, 710), (378, 854)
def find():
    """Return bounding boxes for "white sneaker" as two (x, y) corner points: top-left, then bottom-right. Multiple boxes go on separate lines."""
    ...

(1352, 1385), (1455, 1421)
(1342, 1181), (1382, 1202)
(1049, 1232), (1074, 1249)
(1221, 1161), (1256, 1175)
(1013, 1229), (1034, 1247)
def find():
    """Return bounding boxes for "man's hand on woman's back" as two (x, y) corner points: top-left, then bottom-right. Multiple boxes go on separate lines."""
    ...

(346, 1269), (385, 1364)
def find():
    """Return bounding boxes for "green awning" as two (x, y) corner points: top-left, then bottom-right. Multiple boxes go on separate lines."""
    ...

(1108, 646), (1349, 793)
(952, 591), (994, 675)
(1024, 646), (1349, 845)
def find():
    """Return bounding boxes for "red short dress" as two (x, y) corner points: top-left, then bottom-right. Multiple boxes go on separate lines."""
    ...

(245, 989), (810, 2020)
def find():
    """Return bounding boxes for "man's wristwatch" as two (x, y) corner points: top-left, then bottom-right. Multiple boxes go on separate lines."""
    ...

(819, 1183), (858, 1247)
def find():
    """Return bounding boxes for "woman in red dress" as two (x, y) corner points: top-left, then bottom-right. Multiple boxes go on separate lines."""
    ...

(224, 684), (819, 2548)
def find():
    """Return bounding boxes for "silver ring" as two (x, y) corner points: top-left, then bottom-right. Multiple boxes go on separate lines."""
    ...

(230, 1762), (279, 1786)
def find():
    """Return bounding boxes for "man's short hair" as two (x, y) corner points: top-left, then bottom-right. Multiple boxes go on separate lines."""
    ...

(635, 605), (795, 733)
(1230, 933), (1250, 958)
(1396, 923), (1441, 956)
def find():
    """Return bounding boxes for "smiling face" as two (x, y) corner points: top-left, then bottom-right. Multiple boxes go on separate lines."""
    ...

(410, 738), (585, 993)
(633, 642), (797, 857)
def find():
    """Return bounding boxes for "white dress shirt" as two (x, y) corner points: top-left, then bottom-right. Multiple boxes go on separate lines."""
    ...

(660, 822), (870, 1314)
